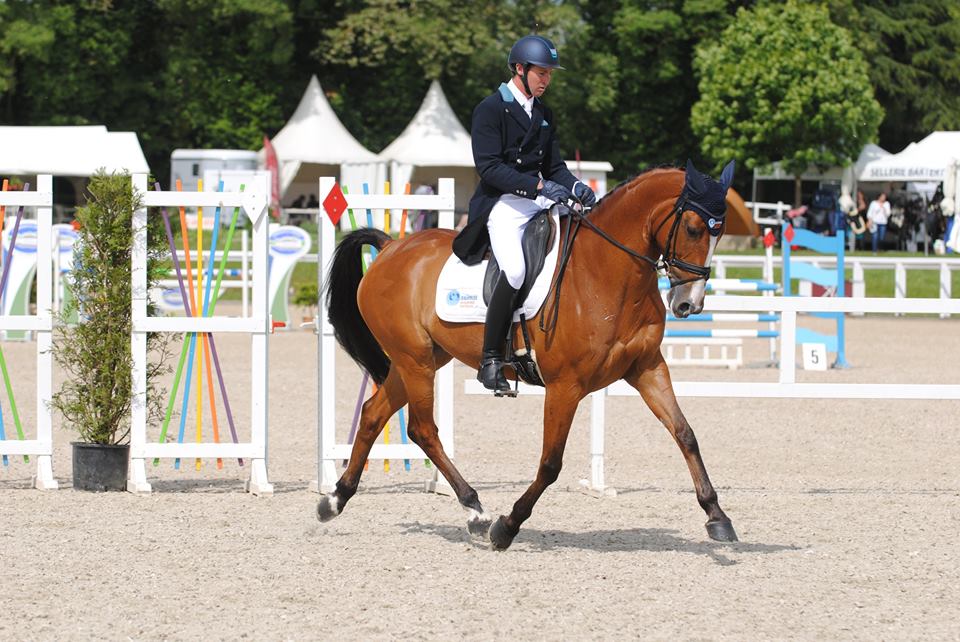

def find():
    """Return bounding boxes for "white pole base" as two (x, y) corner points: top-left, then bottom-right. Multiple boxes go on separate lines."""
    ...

(32, 456), (59, 490)
(423, 470), (454, 496)
(245, 459), (273, 496)
(577, 478), (618, 498)
(127, 459), (152, 493)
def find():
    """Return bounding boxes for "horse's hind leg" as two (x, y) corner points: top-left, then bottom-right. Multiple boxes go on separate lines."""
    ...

(397, 347), (494, 540)
(488, 386), (582, 551)
(626, 356), (738, 542)
(317, 366), (407, 522)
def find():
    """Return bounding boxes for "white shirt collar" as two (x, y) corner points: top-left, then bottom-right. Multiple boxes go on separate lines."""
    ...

(507, 78), (534, 118)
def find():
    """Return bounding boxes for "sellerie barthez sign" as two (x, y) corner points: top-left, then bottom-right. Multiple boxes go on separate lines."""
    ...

(867, 166), (945, 180)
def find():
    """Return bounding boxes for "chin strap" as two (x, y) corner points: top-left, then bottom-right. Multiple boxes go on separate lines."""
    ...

(520, 64), (533, 98)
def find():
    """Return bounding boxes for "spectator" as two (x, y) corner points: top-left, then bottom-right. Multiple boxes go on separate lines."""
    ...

(867, 192), (890, 253)
(856, 189), (867, 219)
(306, 194), (320, 208)
(839, 187), (863, 251)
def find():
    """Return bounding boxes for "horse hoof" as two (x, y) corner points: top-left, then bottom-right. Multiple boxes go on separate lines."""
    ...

(316, 494), (341, 523)
(467, 514), (492, 540)
(488, 516), (516, 551)
(706, 519), (738, 542)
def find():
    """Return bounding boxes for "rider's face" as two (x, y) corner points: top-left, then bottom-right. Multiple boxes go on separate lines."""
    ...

(515, 64), (553, 97)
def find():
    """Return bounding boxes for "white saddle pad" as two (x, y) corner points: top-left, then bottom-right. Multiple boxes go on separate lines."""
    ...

(436, 212), (561, 323)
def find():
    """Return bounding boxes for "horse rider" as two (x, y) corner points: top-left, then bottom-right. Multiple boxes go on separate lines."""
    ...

(452, 34), (597, 395)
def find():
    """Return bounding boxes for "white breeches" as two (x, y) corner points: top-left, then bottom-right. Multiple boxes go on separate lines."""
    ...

(487, 193), (555, 289)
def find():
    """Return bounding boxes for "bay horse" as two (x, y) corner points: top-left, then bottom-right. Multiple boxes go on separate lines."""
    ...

(318, 159), (738, 550)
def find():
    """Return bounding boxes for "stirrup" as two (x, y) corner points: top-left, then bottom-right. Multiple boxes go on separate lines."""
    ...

(477, 358), (517, 397)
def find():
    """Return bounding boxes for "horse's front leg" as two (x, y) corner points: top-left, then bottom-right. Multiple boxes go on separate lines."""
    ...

(489, 385), (583, 551)
(625, 355), (738, 542)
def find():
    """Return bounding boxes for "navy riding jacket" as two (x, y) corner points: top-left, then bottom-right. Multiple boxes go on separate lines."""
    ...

(452, 82), (578, 265)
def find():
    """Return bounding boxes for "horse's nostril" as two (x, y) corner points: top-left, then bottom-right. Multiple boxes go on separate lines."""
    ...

(676, 301), (692, 317)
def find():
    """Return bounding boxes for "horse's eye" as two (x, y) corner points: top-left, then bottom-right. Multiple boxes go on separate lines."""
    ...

(685, 224), (704, 238)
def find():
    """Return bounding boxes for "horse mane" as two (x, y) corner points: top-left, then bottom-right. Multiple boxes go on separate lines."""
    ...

(590, 164), (680, 215)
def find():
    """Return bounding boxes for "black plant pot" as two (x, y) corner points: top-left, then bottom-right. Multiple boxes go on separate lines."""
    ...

(72, 442), (129, 492)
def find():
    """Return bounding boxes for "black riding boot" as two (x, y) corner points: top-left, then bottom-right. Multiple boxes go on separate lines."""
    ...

(478, 273), (519, 396)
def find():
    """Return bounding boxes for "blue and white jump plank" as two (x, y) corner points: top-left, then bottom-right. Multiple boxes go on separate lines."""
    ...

(666, 313), (780, 323)
(658, 278), (778, 292)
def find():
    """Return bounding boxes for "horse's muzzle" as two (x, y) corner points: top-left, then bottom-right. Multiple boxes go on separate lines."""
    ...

(667, 281), (706, 318)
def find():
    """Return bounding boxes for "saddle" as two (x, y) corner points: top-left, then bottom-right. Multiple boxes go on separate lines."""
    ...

(482, 208), (557, 307)
(481, 207), (561, 390)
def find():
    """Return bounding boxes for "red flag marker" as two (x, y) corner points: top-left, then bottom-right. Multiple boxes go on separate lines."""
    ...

(763, 229), (775, 248)
(323, 183), (348, 226)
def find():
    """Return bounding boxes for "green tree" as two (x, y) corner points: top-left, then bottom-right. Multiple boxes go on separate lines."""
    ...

(3, 0), (295, 185)
(0, 1), (63, 121)
(692, 1), (883, 205)
(827, 0), (960, 153)
(155, 0), (294, 159)
(313, 0), (719, 174)
(315, 0), (533, 153)
(591, 0), (737, 173)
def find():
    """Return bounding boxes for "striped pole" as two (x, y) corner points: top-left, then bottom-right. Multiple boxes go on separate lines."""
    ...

(397, 182), (411, 471)
(659, 277), (779, 292)
(667, 313), (780, 323)
(665, 329), (780, 338)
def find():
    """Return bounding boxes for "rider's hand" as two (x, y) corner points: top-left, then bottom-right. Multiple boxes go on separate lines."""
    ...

(539, 180), (574, 204)
(573, 181), (597, 207)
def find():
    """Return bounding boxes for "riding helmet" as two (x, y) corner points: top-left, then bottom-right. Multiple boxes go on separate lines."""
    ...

(507, 35), (564, 70)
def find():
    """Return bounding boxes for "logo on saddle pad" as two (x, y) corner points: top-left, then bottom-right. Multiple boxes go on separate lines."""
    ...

(444, 288), (479, 310)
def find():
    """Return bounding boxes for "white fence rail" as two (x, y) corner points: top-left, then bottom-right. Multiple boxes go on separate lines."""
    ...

(712, 254), (959, 316)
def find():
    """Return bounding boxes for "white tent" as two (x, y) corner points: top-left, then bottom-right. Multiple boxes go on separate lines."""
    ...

(0, 125), (150, 175)
(753, 143), (890, 194)
(260, 75), (384, 205)
(380, 80), (477, 214)
(858, 132), (960, 182)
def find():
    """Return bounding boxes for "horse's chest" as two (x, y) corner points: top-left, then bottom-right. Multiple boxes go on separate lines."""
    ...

(611, 324), (664, 365)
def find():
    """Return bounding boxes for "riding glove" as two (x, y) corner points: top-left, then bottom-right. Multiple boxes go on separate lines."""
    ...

(573, 181), (597, 207)
(539, 180), (574, 204)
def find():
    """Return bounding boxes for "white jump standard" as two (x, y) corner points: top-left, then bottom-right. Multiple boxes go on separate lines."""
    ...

(128, 174), (272, 494)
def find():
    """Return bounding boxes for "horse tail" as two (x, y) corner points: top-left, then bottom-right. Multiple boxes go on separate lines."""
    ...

(324, 228), (393, 384)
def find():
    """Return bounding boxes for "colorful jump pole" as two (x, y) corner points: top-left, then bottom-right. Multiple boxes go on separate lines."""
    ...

(0, 181), (31, 465)
(198, 181), (225, 469)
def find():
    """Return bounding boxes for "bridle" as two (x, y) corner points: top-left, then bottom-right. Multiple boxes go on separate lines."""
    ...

(575, 191), (718, 287)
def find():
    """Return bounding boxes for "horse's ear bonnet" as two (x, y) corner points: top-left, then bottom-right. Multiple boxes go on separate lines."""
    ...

(681, 159), (735, 237)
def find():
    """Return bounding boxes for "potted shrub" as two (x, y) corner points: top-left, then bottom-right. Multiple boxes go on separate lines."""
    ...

(50, 171), (169, 491)
(292, 283), (319, 325)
